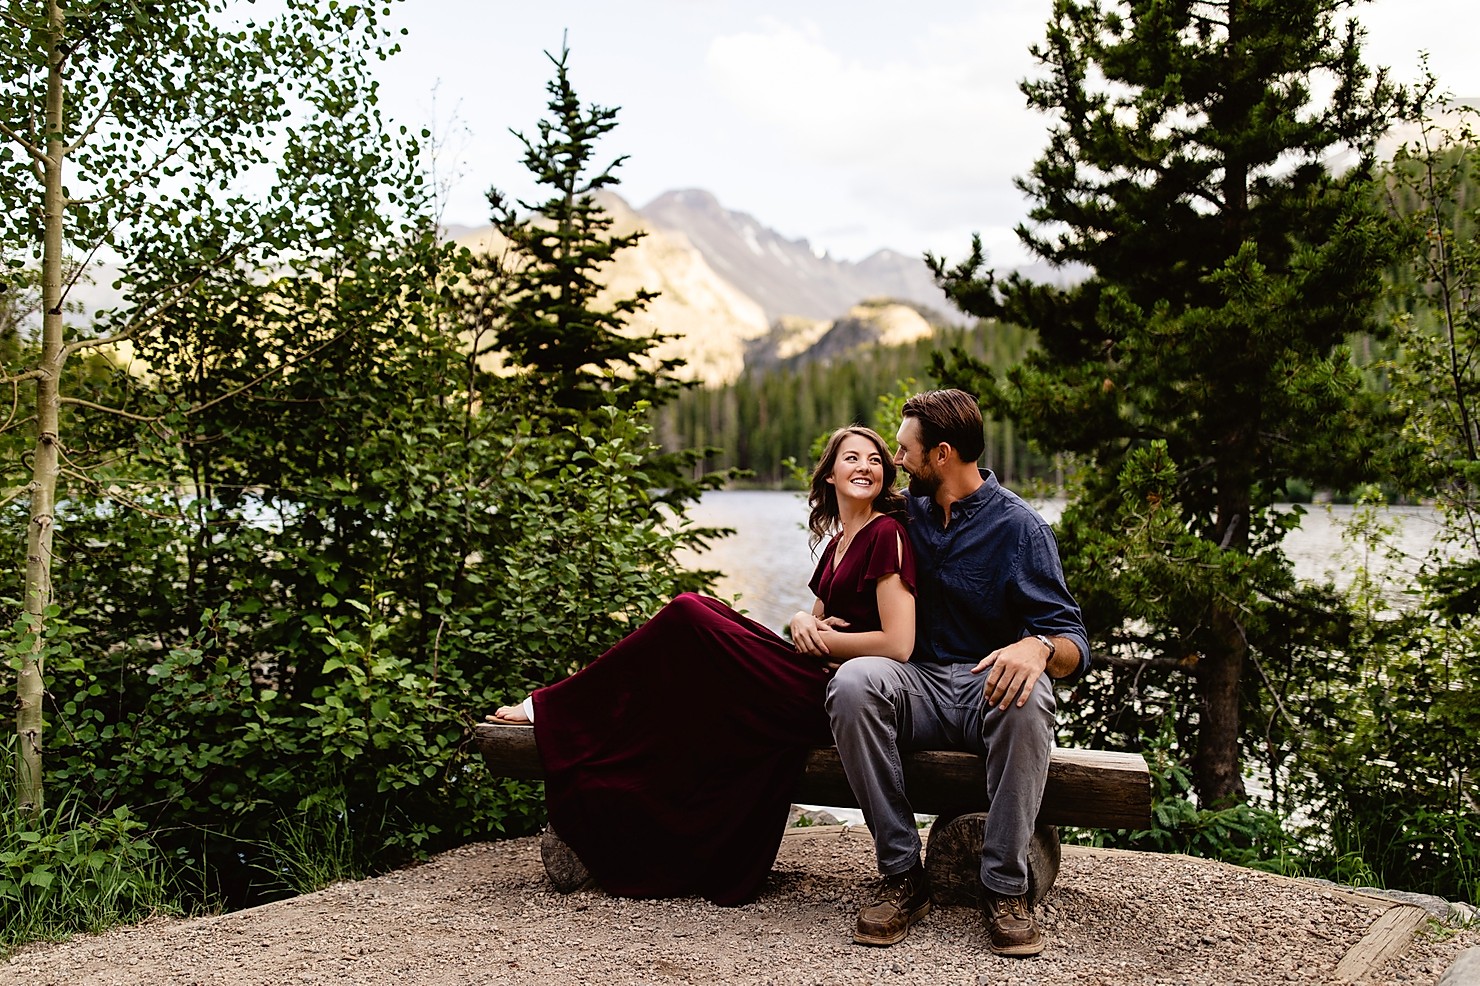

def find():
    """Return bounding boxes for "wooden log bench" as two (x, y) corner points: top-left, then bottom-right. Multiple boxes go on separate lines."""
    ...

(473, 721), (1152, 907)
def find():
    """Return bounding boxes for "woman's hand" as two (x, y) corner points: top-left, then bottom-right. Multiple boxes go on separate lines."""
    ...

(790, 612), (850, 656)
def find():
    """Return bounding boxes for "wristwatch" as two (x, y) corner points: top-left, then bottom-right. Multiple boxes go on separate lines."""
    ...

(1033, 634), (1056, 663)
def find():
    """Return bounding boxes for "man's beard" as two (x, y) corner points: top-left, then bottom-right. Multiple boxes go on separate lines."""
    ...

(906, 467), (939, 498)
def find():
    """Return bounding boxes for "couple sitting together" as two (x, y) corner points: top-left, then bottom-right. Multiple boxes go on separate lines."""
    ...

(489, 389), (1090, 957)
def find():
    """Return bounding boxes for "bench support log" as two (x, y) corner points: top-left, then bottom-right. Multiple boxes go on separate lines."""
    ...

(925, 812), (1060, 908)
(541, 824), (594, 892)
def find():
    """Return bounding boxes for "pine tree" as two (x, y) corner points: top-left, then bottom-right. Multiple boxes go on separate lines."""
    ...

(480, 45), (682, 415)
(460, 44), (729, 522)
(930, 0), (1409, 806)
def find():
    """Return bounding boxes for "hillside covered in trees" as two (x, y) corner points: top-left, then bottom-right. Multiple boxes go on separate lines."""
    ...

(652, 317), (1056, 486)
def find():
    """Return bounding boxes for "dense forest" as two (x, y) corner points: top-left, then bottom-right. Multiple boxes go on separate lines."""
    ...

(651, 318), (1058, 487)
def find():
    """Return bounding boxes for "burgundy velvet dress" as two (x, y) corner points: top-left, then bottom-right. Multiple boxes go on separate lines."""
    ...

(530, 514), (916, 905)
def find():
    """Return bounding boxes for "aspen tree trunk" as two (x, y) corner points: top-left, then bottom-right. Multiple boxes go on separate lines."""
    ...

(17, 0), (67, 816)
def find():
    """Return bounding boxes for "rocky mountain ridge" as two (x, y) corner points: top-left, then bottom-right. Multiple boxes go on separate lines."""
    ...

(744, 301), (936, 372)
(637, 188), (950, 323)
(454, 188), (959, 386)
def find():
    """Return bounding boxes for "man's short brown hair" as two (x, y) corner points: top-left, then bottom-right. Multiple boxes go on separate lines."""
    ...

(902, 389), (985, 463)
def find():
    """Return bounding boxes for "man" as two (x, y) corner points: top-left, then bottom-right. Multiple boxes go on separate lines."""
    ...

(797, 389), (1089, 957)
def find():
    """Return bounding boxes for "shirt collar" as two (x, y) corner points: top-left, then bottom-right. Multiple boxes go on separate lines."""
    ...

(921, 469), (1000, 524)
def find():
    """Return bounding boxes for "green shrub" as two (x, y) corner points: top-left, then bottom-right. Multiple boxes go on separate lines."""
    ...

(1291, 607), (1480, 902)
(5, 396), (706, 916)
(1277, 497), (1480, 902)
(1063, 714), (1296, 868)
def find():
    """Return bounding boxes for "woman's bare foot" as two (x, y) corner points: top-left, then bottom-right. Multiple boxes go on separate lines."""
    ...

(486, 704), (531, 725)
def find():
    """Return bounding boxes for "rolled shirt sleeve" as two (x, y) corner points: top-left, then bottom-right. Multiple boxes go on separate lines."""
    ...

(1007, 523), (1091, 680)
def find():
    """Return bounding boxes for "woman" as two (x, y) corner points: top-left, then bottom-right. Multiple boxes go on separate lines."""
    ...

(489, 426), (916, 905)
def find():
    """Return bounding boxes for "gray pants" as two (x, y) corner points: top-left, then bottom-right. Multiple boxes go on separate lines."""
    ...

(825, 657), (1056, 896)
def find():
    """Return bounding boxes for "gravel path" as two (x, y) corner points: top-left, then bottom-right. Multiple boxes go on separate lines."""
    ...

(7, 825), (1475, 985)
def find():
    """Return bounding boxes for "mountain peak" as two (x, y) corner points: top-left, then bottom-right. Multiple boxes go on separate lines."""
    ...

(444, 188), (958, 386)
(643, 188), (723, 213)
(637, 189), (947, 322)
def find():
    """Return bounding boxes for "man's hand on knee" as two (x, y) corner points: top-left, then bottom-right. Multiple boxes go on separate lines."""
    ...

(971, 638), (1049, 710)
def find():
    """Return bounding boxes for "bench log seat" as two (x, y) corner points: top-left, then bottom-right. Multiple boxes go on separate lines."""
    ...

(472, 721), (1152, 906)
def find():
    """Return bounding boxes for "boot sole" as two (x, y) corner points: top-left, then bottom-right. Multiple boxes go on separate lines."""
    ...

(852, 901), (931, 946)
(987, 936), (1044, 957)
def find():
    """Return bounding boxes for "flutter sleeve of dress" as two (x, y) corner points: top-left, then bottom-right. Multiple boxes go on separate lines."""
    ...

(809, 516), (916, 634)
(853, 516), (916, 595)
(807, 538), (837, 600)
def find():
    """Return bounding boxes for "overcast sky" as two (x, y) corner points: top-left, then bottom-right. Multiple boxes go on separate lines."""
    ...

(370, 1), (1480, 267)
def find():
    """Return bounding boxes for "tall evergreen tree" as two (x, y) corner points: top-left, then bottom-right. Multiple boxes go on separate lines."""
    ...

(464, 45), (723, 515)
(930, 0), (1408, 805)
(480, 45), (681, 415)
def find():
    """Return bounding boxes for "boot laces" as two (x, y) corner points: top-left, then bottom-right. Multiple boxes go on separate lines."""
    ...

(872, 871), (915, 905)
(989, 893), (1030, 921)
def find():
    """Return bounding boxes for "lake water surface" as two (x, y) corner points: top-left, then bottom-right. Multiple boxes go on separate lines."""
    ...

(675, 490), (1446, 634)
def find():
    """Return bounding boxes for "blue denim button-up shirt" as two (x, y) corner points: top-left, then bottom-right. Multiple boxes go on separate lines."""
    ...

(905, 470), (1091, 680)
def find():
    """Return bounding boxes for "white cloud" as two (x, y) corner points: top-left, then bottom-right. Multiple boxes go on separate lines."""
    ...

(710, 13), (1041, 176)
(703, 5), (1051, 263)
(368, 0), (1480, 267)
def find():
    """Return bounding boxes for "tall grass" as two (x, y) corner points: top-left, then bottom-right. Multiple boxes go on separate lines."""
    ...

(252, 790), (369, 897)
(1, 748), (176, 956)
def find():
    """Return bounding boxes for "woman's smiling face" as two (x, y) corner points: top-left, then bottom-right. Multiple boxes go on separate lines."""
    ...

(828, 433), (886, 506)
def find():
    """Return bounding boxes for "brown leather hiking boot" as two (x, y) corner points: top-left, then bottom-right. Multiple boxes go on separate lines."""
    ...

(853, 864), (931, 946)
(981, 889), (1044, 956)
